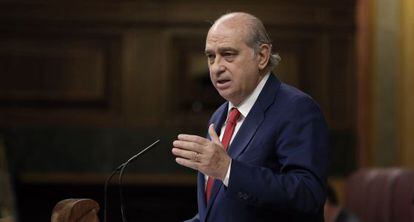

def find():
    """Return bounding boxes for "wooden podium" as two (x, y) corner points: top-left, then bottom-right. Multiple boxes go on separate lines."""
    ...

(51, 199), (100, 222)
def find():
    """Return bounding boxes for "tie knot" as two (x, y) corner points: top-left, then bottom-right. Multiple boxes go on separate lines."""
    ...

(227, 108), (241, 125)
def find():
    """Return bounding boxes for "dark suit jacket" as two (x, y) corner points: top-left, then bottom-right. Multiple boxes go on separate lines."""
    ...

(188, 74), (329, 222)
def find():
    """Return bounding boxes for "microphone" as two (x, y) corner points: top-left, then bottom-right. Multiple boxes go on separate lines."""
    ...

(104, 139), (160, 222)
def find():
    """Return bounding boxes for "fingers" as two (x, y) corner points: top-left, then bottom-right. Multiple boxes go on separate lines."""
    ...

(172, 139), (202, 172)
(171, 147), (200, 161)
(208, 124), (220, 144)
(175, 157), (199, 171)
(173, 140), (203, 153)
(178, 134), (208, 145)
(172, 129), (228, 179)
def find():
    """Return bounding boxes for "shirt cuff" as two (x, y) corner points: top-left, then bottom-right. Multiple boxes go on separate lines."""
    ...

(223, 159), (232, 187)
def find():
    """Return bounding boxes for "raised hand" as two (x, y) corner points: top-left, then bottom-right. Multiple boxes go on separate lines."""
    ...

(172, 124), (231, 180)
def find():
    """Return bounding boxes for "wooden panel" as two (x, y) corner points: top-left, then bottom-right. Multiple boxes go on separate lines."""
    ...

(0, 1), (357, 176)
(328, 34), (355, 129)
(0, 36), (106, 106)
(372, 0), (399, 166)
(356, 0), (375, 167)
(0, 1), (356, 128)
(399, 0), (414, 168)
(272, 33), (321, 93)
(0, 1), (355, 28)
(0, 29), (123, 125)
(168, 34), (224, 129)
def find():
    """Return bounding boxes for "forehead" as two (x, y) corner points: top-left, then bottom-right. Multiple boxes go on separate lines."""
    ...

(205, 23), (249, 50)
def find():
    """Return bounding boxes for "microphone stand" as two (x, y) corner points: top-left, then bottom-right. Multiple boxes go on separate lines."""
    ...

(104, 139), (160, 222)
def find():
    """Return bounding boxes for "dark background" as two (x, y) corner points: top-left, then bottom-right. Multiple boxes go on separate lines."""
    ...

(0, 1), (356, 221)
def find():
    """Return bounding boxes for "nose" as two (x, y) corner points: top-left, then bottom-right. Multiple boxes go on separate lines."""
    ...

(210, 56), (226, 76)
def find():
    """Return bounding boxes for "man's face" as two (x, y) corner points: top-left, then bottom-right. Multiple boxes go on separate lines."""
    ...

(205, 22), (263, 106)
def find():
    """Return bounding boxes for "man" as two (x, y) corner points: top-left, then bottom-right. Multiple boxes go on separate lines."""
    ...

(172, 12), (329, 221)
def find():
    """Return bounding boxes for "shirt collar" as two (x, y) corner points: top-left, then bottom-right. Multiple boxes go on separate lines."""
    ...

(228, 72), (270, 118)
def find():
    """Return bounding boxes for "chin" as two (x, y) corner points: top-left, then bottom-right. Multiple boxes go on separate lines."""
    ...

(217, 91), (232, 101)
(220, 94), (241, 105)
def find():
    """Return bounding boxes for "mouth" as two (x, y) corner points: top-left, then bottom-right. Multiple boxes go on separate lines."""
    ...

(216, 79), (231, 89)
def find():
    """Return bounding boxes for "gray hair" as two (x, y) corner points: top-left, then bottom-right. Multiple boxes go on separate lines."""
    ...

(246, 16), (281, 72)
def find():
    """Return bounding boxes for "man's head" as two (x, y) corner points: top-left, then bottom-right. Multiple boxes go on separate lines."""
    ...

(205, 12), (280, 105)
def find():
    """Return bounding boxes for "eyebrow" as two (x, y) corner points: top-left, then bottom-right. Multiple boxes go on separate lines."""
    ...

(204, 47), (238, 55)
(219, 47), (238, 53)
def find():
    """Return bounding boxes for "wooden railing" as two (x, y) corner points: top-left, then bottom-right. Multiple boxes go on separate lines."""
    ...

(51, 199), (100, 222)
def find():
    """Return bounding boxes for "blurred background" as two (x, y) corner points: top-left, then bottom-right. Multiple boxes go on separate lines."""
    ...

(0, 0), (413, 221)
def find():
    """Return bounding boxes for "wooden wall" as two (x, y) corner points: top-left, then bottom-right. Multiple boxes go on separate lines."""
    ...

(398, 0), (414, 168)
(357, 0), (414, 168)
(0, 1), (356, 221)
(0, 1), (356, 176)
(0, 1), (355, 128)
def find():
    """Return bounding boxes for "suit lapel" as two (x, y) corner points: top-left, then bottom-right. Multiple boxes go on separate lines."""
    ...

(206, 103), (266, 217)
(202, 103), (228, 221)
(227, 107), (263, 159)
(228, 74), (279, 159)
(203, 74), (280, 220)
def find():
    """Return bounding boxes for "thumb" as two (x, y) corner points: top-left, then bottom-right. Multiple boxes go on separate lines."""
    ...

(208, 124), (220, 144)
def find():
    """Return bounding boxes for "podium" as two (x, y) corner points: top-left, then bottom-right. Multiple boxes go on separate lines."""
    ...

(51, 199), (100, 222)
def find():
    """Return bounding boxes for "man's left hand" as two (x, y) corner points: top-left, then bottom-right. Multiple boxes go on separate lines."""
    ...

(172, 124), (230, 180)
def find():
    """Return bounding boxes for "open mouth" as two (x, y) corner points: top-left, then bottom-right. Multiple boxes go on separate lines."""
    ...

(217, 80), (229, 84)
(216, 79), (231, 89)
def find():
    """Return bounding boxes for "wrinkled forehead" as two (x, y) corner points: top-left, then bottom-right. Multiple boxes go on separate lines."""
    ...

(205, 21), (250, 48)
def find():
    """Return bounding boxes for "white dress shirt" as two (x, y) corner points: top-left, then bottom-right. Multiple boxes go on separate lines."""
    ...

(205, 73), (270, 187)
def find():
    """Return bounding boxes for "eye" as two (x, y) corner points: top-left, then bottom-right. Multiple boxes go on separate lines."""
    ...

(223, 52), (235, 61)
(206, 53), (215, 64)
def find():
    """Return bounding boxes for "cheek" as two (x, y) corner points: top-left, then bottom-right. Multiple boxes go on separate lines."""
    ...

(241, 67), (261, 89)
(208, 68), (216, 80)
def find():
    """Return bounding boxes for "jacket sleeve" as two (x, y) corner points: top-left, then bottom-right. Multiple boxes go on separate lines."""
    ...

(224, 96), (329, 215)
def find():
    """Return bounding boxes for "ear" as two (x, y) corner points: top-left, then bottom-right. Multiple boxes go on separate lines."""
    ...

(257, 44), (271, 71)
